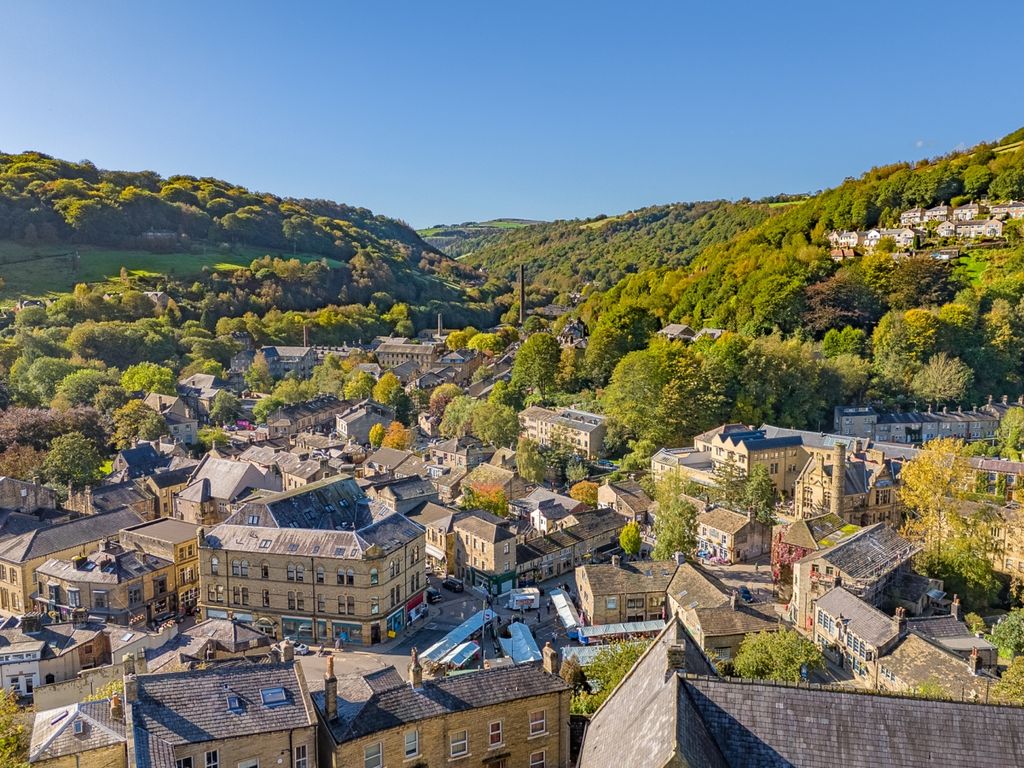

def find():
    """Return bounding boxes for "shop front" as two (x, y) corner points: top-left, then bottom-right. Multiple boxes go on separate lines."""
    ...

(385, 606), (406, 639)
(282, 616), (314, 643)
(467, 567), (515, 597)
(407, 592), (426, 623)
(325, 620), (363, 645)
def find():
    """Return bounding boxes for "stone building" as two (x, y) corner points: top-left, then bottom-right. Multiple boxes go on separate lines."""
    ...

(516, 508), (623, 583)
(119, 518), (201, 617)
(519, 406), (607, 459)
(313, 647), (571, 768)
(793, 443), (901, 527)
(576, 558), (676, 625)
(198, 512), (426, 645)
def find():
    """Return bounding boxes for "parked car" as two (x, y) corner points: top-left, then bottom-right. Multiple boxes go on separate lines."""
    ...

(738, 585), (754, 604)
(425, 586), (443, 603)
(284, 639), (311, 655)
(442, 576), (465, 592)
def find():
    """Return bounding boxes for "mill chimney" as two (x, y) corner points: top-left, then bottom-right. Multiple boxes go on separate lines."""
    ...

(830, 443), (846, 518)
(518, 265), (526, 325)
(437, 312), (443, 340)
(303, 323), (310, 347)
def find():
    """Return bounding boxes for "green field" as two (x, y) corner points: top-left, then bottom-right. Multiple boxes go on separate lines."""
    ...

(418, 219), (538, 237)
(0, 242), (342, 301)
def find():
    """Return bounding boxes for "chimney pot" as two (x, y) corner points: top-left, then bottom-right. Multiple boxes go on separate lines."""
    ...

(611, 555), (621, 568)
(730, 591), (737, 610)
(969, 645), (981, 675)
(124, 675), (138, 703)
(951, 594), (960, 621)
(110, 692), (123, 720)
(542, 641), (558, 675)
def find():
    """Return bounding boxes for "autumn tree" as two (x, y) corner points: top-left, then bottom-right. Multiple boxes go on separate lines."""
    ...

(112, 400), (167, 448)
(371, 372), (402, 408)
(910, 353), (973, 404)
(0, 688), (28, 768)
(368, 422), (386, 448)
(516, 437), (546, 484)
(244, 356), (274, 393)
(381, 421), (413, 450)
(343, 371), (375, 401)
(619, 521), (642, 557)
(570, 480), (599, 508)
(471, 403), (520, 448)
(993, 657), (1024, 705)
(461, 485), (508, 517)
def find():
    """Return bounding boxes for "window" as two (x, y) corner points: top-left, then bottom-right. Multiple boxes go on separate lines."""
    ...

(371, 597), (379, 615)
(370, 568), (378, 585)
(347, 569), (354, 586)
(287, 564), (296, 581)
(338, 596), (347, 614)
(216, 585), (224, 603)
(94, 591), (107, 609)
(529, 710), (546, 736)
(262, 589), (270, 607)
(404, 729), (419, 758)
(605, 597), (617, 610)
(363, 742), (382, 768)
(450, 729), (468, 757)
(316, 567), (325, 584)
(210, 556), (219, 575)
(288, 592), (296, 610)
(318, 594), (326, 612)
(232, 559), (241, 576)
(347, 595), (355, 614)
(530, 751), (546, 768)
(294, 745), (307, 768)
(489, 720), (503, 747)
(260, 687), (288, 707)
(205, 751), (219, 768)
(176, 759), (193, 768)
(237, 761), (259, 768)
(337, 568), (346, 585)
(67, 588), (81, 608)
(261, 563), (270, 579)
(241, 588), (249, 606)
(240, 560), (249, 577)
(233, 586), (241, 604)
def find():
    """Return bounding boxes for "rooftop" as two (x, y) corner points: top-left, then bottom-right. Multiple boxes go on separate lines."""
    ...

(815, 586), (898, 648)
(579, 560), (678, 596)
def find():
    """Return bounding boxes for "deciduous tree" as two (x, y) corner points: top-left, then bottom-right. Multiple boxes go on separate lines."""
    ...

(570, 480), (599, 508)
(733, 629), (824, 683)
(619, 521), (642, 557)
(120, 362), (176, 395)
(652, 474), (698, 559)
(43, 432), (102, 491)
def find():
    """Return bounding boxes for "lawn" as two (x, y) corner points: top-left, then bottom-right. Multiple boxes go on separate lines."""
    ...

(0, 242), (342, 301)
(957, 250), (990, 285)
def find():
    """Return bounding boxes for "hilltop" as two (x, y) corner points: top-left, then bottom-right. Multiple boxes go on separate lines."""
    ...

(418, 218), (543, 259)
(459, 200), (777, 291)
(0, 151), (479, 300)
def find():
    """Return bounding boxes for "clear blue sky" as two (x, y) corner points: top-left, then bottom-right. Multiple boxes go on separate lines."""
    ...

(2, 2), (1022, 229)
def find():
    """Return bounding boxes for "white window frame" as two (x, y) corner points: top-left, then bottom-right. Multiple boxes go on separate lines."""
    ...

(488, 720), (503, 748)
(176, 759), (193, 768)
(450, 729), (469, 758)
(237, 760), (259, 768)
(205, 751), (219, 768)
(294, 745), (307, 768)
(404, 728), (419, 758)
(530, 750), (546, 768)
(363, 742), (382, 768)
(529, 709), (546, 736)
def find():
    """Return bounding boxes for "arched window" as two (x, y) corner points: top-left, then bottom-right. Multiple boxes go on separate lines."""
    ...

(389, 561), (396, 579)
(231, 560), (240, 576)
(316, 566), (325, 584)
(261, 562), (270, 579)
(240, 560), (249, 577)
(370, 568), (378, 585)
(287, 563), (296, 582)
(210, 556), (219, 575)
(337, 567), (345, 585)
(347, 595), (355, 614)
(296, 565), (305, 582)
(347, 569), (354, 586)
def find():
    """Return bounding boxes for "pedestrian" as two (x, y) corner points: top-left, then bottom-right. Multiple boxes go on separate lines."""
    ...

(334, 636), (342, 652)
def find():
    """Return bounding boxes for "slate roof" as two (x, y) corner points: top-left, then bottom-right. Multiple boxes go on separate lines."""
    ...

(0, 508), (144, 563)
(146, 619), (272, 672)
(698, 507), (751, 535)
(313, 662), (568, 744)
(604, 479), (654, 515)
(114, 443), (168, 479)
(510, 487), (583, 518)
(121, 517), (198, 544)
(183, 456), (276, 502)
(146, 466), (195, 490)
(692, 604), (778, 638)
(0, 621), (106, 661)
(814, 587), (898, 647)
(578, 619), (1024, 768)
(579, 560), (678, 596)
(516, 508), (623, 563)
(667, 562), (730, 612)
(30, 699), (126, 763)
(780, 513), (857, 551)
(452, 509), (514, 543)
(879, 632), (992, 700)
(131, 661), (314, 764)
(36, 543), (172, 585)
(227, 475), (371, 531)
(85, 482), (155, 514)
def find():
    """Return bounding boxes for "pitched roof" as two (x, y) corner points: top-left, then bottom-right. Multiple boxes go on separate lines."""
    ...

(692, 604), (778, 638)
(604, 479), (654, 514)
(227, 475), (371, 531)
(516, 508), (623, 562)
(0, 621), (106, 661)
(30, 699), (126, 762)
(452, 509), (514, 543)
(667, 562), (730, 612)
(313, 662), (568, 744)
(131, 661), (314, 764)
(0, 508), (144, 564)
(809, 523), (918, 578)
(814, 586), (898, 647)
(185, 456), (275, 502)
(880, 632), (992, 700)
(780, 513), (858, 550)
(579, 560), (678, 596)
(698, 507), (751, 535)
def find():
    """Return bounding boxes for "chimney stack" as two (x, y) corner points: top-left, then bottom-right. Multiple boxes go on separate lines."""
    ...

(518, 265), (526, 326)
(830, 443), (846, 518)
(123, 653), (136, 677)
(611, 554), (621, 568)
(730, 591), (738, 610)
(969, 646), (981, 675)
(303, 323), (310, 347)
(437, 312), (443, 340)
(666, 644), (687, 674)
(893, 606), (907, 638)
(673, 551), (686, 566)
(110, 693), (123, 721)
(20, 612), (41, 634)
(542, 641), (558, 675)
(324, 655), (338, 720)
(409, 647), (423, 688)
(124, 675), (138, 703)
(950, 594), (960, 621)
(281, 639), (295, 662)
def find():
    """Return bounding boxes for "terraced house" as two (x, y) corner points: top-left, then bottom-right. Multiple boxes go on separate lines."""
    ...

(198, 512), (426, 645)
(519, 406), (607, 459)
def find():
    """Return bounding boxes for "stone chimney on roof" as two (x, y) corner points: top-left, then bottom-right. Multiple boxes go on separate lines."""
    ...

(123, 653), (136, 677)
(281, 639), (295, 662)
(542, 641), (559, 675)
(951, 594), (961, 621)
(409, 647), (423, 688)
(611, 555), (621, 568)
(730, 591), (737, 610)
(673, 551), (686, 566)
(124, 675), (138, 703)
(666, 644), (687, 674)
(969, 646), (981, 675)
(110, 693), (123, 721)
(324, 655), (338, 720)
(893, 606), (907, 638)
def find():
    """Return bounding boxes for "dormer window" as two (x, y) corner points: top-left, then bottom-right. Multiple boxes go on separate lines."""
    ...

(260, 687), (288, 708)
(73, 720), (84, 735)
(226, 694), (243, 714)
